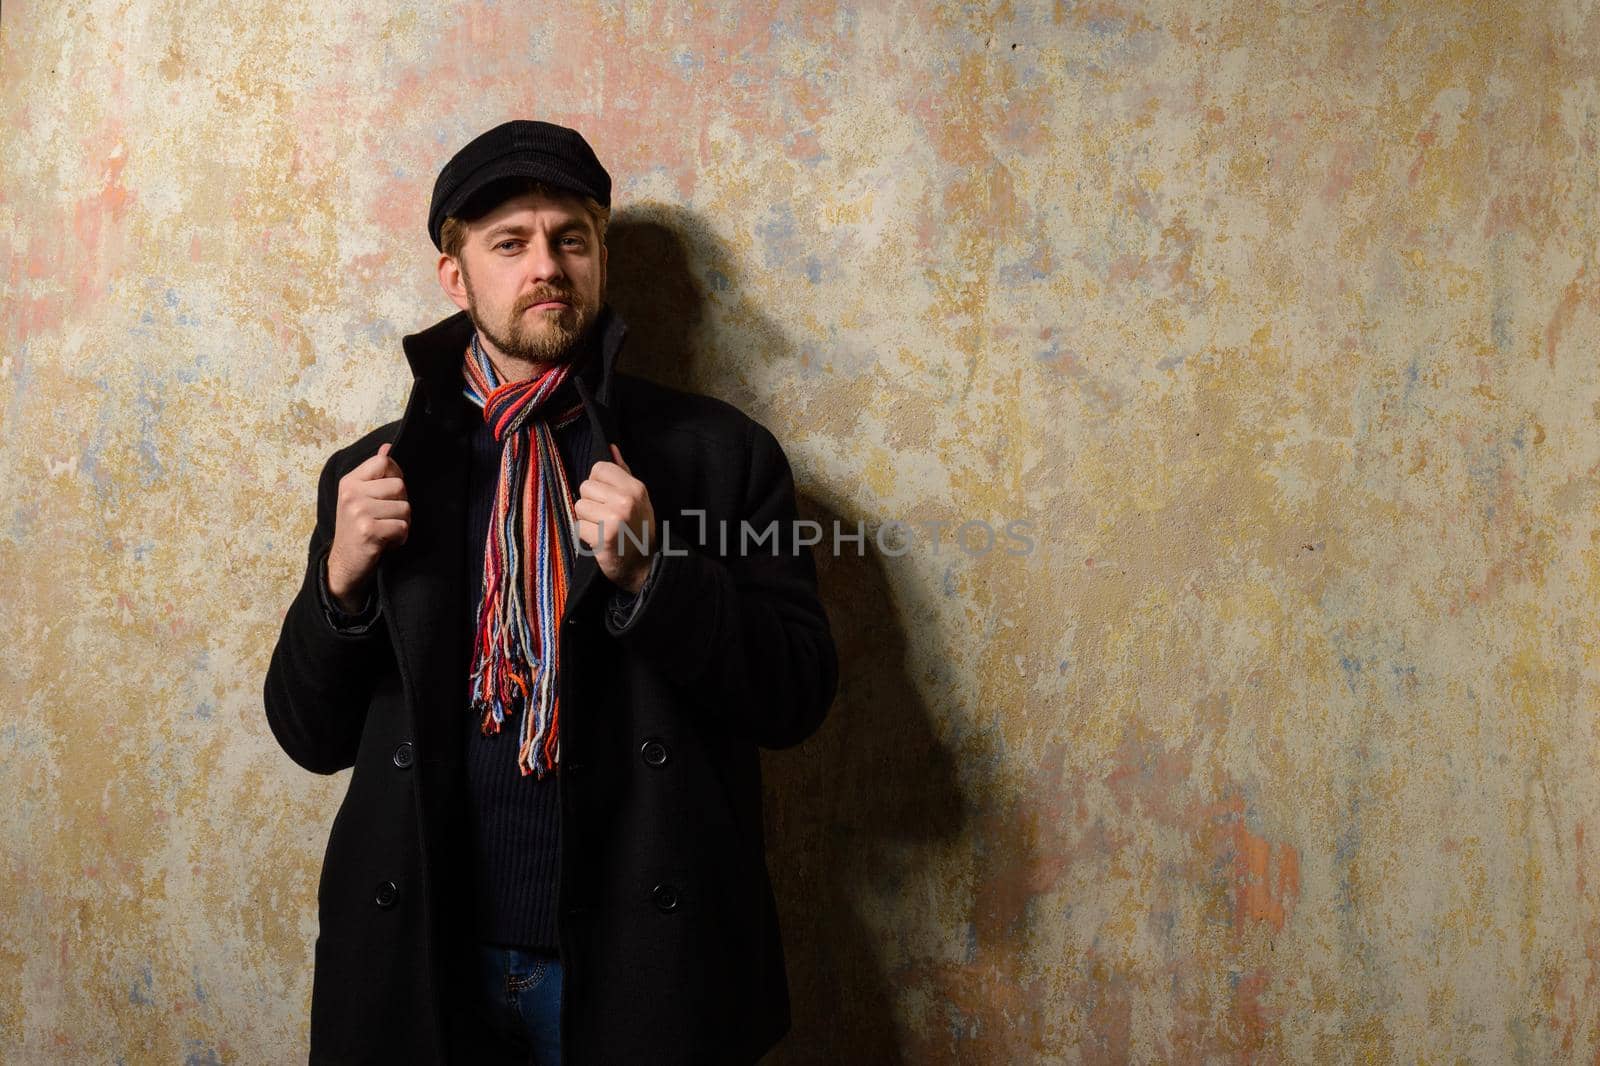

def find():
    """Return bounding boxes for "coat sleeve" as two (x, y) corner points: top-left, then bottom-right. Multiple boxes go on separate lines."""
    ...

(603, 421), (839, 749)
(262, 447), (389, 774)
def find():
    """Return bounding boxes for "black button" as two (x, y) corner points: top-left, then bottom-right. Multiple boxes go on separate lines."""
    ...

(391, 742), (414, 769)
(565, 616), (579, 628)
(640, 739), (669, 768)
(374, 880), (398, 908)
(565, 761), (586, 775)
(651, 883), (680, 913)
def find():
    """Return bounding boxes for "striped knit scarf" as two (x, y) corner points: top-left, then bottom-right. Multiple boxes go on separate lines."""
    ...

(461, 332), (587, 778)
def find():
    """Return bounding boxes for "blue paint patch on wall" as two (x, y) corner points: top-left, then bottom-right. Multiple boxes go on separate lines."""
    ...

(129, 962), (154, 1005)
(1152, 906), (1178, 946)
(1338, 655), (1363, 694)
(345, 318), (395, 349)
(132, 364), (168, 489)
(1389, 663), (1417, 693)
(172, 352), (210, 384)
(1491, 294), (1513, 351)
(10, 500), (39, 541)
(756, 203), (803, 273)
(183, 1040), (222, 1066)
(996, 232), (1051, 286)
(4, 340), (32, 429)
(672, 49), (704, 79)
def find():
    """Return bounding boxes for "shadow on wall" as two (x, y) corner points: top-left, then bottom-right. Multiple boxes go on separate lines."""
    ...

(603, 207), (708, 395)
(606, 206), (969, 1063)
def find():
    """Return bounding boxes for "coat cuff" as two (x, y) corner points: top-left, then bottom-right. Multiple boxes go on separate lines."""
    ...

(605, 550), (663, 635)
(316, 546), (381, 635)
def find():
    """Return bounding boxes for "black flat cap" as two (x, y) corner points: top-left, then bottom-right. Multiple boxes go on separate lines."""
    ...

(428, 120), (611, 250)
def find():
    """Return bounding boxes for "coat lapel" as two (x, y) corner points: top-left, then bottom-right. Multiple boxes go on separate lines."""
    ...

(564, 373), (619, 625)
(567, 307), (630, 623)
(376, 390), (471, 769)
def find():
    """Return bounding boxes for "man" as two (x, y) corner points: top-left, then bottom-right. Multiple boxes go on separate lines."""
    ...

(262, 119), (839, 1064)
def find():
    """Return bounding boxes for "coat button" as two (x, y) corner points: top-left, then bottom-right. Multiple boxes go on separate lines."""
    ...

(640, 739), (669, 768)
(392, 742), (414, 769)
(374, 880), (399, 909)
(651, 883), (680, 913)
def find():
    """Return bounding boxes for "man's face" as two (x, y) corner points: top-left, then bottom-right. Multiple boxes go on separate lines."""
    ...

(438, 188), (607, 371)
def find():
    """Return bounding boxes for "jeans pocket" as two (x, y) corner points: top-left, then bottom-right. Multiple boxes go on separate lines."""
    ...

(507, 954), (549, 992)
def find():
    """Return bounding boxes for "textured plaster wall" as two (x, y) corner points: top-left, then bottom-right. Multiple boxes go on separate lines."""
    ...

(4, 1), (1600, 1062)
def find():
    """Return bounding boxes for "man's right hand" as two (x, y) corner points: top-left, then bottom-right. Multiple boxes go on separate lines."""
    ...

(326, 441), (410, 612)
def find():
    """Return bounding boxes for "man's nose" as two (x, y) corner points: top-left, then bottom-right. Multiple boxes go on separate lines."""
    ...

(525, 238), (566, 284)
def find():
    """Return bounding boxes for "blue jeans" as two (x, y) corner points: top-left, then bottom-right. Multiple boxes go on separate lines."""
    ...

(471, 943), (563, 1064)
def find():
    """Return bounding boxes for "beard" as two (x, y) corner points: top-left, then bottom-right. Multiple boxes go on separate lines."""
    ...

(464, 275), (598, 365)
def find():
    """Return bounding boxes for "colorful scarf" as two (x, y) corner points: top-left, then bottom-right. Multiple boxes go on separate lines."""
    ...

(461, 332), (587, 778)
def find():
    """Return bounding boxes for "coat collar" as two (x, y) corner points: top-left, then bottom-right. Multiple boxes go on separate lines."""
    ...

(399, 302), (629, 429)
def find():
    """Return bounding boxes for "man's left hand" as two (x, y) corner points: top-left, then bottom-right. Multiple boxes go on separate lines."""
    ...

(574, 443), (657, 595)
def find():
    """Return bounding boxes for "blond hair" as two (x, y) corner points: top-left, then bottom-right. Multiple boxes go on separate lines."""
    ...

(439, 179), (611, 261)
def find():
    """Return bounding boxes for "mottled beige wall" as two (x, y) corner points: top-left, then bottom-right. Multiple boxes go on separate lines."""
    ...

(5, 1), (1600, 1061)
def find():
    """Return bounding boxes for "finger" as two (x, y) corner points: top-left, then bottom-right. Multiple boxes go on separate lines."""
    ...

(361, 476), (409, 500)
(376, 441), (403, 478)
(362, 499), (411, 521)
(572, 498), (619, 528)
(349, 452), (389, 479)
(351, 451), (404, 482)
(369, 516), (410, 543)
(586, 462), (634, 489)
(579, 509), (626, 547)
(609, 443), (630, 474)
(577, 478), (617, 504)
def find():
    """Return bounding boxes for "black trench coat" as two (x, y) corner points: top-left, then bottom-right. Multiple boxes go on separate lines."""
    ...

(262, 306), (839, 1064)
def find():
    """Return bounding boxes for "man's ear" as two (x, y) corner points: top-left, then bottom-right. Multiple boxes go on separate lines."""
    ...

(438, 253), (470, 312)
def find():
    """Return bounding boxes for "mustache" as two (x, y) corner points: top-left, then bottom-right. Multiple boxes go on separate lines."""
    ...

(515, 285), (581, 312)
